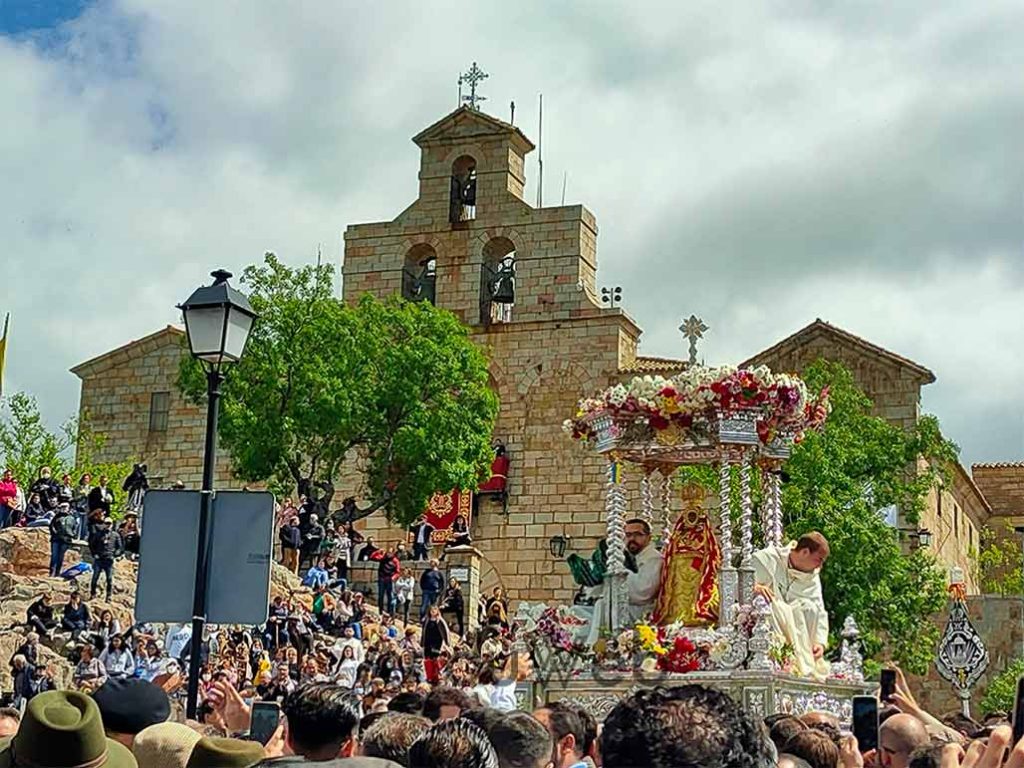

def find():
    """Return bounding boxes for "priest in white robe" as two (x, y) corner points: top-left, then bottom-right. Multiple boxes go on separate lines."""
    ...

(587, 519), (662, 646)
(751, 531), (830, 680)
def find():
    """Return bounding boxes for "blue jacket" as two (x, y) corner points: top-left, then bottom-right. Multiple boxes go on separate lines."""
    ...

(420, 568), (444, 593)
(303, 566), (329, 589)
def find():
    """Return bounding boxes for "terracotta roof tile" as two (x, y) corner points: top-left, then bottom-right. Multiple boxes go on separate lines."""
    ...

(619, 356), (689, 374)
(972, 462), (1024, 469)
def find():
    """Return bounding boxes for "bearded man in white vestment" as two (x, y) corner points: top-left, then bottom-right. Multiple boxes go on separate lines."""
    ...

(751, 531), (830, 681)
(586, 518), (662, 646)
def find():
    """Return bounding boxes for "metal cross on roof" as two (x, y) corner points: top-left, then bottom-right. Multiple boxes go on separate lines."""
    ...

(459, 62), (489, 111)
(680, 314), (709, 365)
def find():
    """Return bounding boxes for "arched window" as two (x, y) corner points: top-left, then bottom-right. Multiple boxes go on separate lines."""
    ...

(480, 237), (515, 325)
(402, 244), (437, 305)
(449, 155), (477, 225)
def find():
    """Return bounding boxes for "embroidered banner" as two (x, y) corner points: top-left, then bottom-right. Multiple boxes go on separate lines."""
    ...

(424, 489), (473, 544)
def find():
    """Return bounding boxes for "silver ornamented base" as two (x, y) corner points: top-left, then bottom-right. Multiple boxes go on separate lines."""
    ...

(739, 566), (756, 605)
(529, 670), (872, 726)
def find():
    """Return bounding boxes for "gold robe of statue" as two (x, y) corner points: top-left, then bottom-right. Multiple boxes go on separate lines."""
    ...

(653, 485), (722, 627)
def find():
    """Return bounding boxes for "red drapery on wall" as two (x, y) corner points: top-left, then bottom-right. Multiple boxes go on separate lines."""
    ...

(424, 489), (473, 544)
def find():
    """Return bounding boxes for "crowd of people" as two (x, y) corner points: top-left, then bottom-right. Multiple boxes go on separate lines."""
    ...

(4, 660), (1024, 768)
(8, 479), (1024, 767)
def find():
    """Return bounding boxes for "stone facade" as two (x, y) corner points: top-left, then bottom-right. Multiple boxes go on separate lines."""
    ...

(71, 326), (235, 489)
(340, 106), (660, 606)
(743, 319), (987, 593)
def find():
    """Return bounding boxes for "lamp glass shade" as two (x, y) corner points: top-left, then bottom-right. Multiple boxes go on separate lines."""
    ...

(184, 306), (230, 363)
(223, 305), (255, 362)
(918, 529), (933, 547)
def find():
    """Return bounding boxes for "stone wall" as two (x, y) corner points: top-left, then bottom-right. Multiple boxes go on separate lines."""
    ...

(912, 595), (1024, 717)
(73, 327), (237, 489)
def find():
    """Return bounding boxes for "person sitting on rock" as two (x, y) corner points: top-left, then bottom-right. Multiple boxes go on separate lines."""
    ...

(61, 592), (91, 642)
(91, 609), (122, 650)
(12, 632), (40, 669)
(73, 643), (107, 692)
(26, 594), (57, 638)
(22, 492), (49, 526)
(99, 635), (134, 679)
(29, 663), (55, 699)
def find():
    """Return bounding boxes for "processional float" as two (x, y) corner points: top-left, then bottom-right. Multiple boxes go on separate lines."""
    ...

(517, 364), (871, 722)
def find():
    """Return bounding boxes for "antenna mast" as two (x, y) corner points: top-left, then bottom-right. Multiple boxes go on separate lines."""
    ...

(537, 93), (543, 208)
(561, 171), (567, 205)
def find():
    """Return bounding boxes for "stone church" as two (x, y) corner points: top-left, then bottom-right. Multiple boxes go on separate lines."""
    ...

(72, 104), (1021, 606)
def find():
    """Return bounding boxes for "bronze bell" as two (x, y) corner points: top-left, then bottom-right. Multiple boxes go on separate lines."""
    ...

(490, 270), (515, 304)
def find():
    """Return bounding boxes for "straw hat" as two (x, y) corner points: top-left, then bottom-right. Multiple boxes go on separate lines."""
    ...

(131, 722), (202, 768)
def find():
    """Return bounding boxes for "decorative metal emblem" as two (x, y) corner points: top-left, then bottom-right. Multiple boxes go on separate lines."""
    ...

(935, 579), (988, 714)
(829, 616), (865, 683)
(680, 314), (709, 365)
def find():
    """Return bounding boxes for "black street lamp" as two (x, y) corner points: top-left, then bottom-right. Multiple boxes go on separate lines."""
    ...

(549, 534), (570, 559)
(177, 269), (256, 719)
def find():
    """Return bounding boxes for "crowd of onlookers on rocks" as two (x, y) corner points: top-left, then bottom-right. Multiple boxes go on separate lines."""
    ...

(5, 662), (1024, 768)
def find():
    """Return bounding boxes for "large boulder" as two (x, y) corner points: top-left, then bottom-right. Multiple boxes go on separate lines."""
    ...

(0, 528), (80, 578)
(270, 562), (312, 610)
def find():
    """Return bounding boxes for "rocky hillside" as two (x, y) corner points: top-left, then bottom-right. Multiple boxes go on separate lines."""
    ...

(0, 527), (309, 692)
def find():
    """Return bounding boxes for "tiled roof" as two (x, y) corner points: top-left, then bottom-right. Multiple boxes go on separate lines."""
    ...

(619, 356), (689, 374)
(742, 319), (936, 384)
(973, 462), (1024, 469)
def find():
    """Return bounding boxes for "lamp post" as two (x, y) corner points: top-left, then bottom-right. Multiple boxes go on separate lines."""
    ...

(177, 269), (256, 719)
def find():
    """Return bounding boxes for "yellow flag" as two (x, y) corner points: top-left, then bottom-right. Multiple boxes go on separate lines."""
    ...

(0, 313), (8, 397)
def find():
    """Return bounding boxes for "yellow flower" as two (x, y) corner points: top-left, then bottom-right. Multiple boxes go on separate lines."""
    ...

(636, 624), (668, 655)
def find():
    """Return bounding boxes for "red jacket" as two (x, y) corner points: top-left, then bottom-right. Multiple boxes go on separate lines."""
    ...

(0, 480), (17, 507)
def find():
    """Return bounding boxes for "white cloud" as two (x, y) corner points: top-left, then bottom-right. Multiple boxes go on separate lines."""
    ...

(1, 0), (1022, 468)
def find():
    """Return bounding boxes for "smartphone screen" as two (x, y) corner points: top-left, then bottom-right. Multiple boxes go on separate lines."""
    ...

(880, 669), (897, 702)
(852, 695), (879, 752)
(249, 701), (281, 746)
(1012, 677), (1024, 744)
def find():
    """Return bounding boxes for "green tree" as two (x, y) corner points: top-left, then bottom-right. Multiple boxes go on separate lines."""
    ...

(0, 392), (133, 517)
(973, 524), (1024, 596)
(981, 656), (1024, 715)
(179, 253), (499, 527)
(783, 360), (957, 674)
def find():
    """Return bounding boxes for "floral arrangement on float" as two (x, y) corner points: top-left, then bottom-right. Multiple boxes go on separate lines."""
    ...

(519, 605), (802, 678)
(563, 365), (830, 446)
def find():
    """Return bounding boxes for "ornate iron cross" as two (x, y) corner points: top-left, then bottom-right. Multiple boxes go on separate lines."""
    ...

(680, 315), (709, 365)
(459, 62), (489, 110)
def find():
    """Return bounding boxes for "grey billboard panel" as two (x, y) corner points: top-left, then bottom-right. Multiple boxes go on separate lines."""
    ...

(206, 491), (275, 625)
(135, 490), (275, 626)
(135, 491), (201, 623)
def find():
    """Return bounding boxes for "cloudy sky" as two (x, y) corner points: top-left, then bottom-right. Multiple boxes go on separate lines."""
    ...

(1, 1), (1022, 467)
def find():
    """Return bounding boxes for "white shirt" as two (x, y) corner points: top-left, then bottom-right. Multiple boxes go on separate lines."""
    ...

(166, 624), (192, 660)
(333, 636), (364, 664)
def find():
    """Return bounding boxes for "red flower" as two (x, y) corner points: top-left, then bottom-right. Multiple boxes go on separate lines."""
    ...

(649, 414), (670, 430)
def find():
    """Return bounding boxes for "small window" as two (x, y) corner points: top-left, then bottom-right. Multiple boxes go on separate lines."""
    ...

(149, 391), (170, 432)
